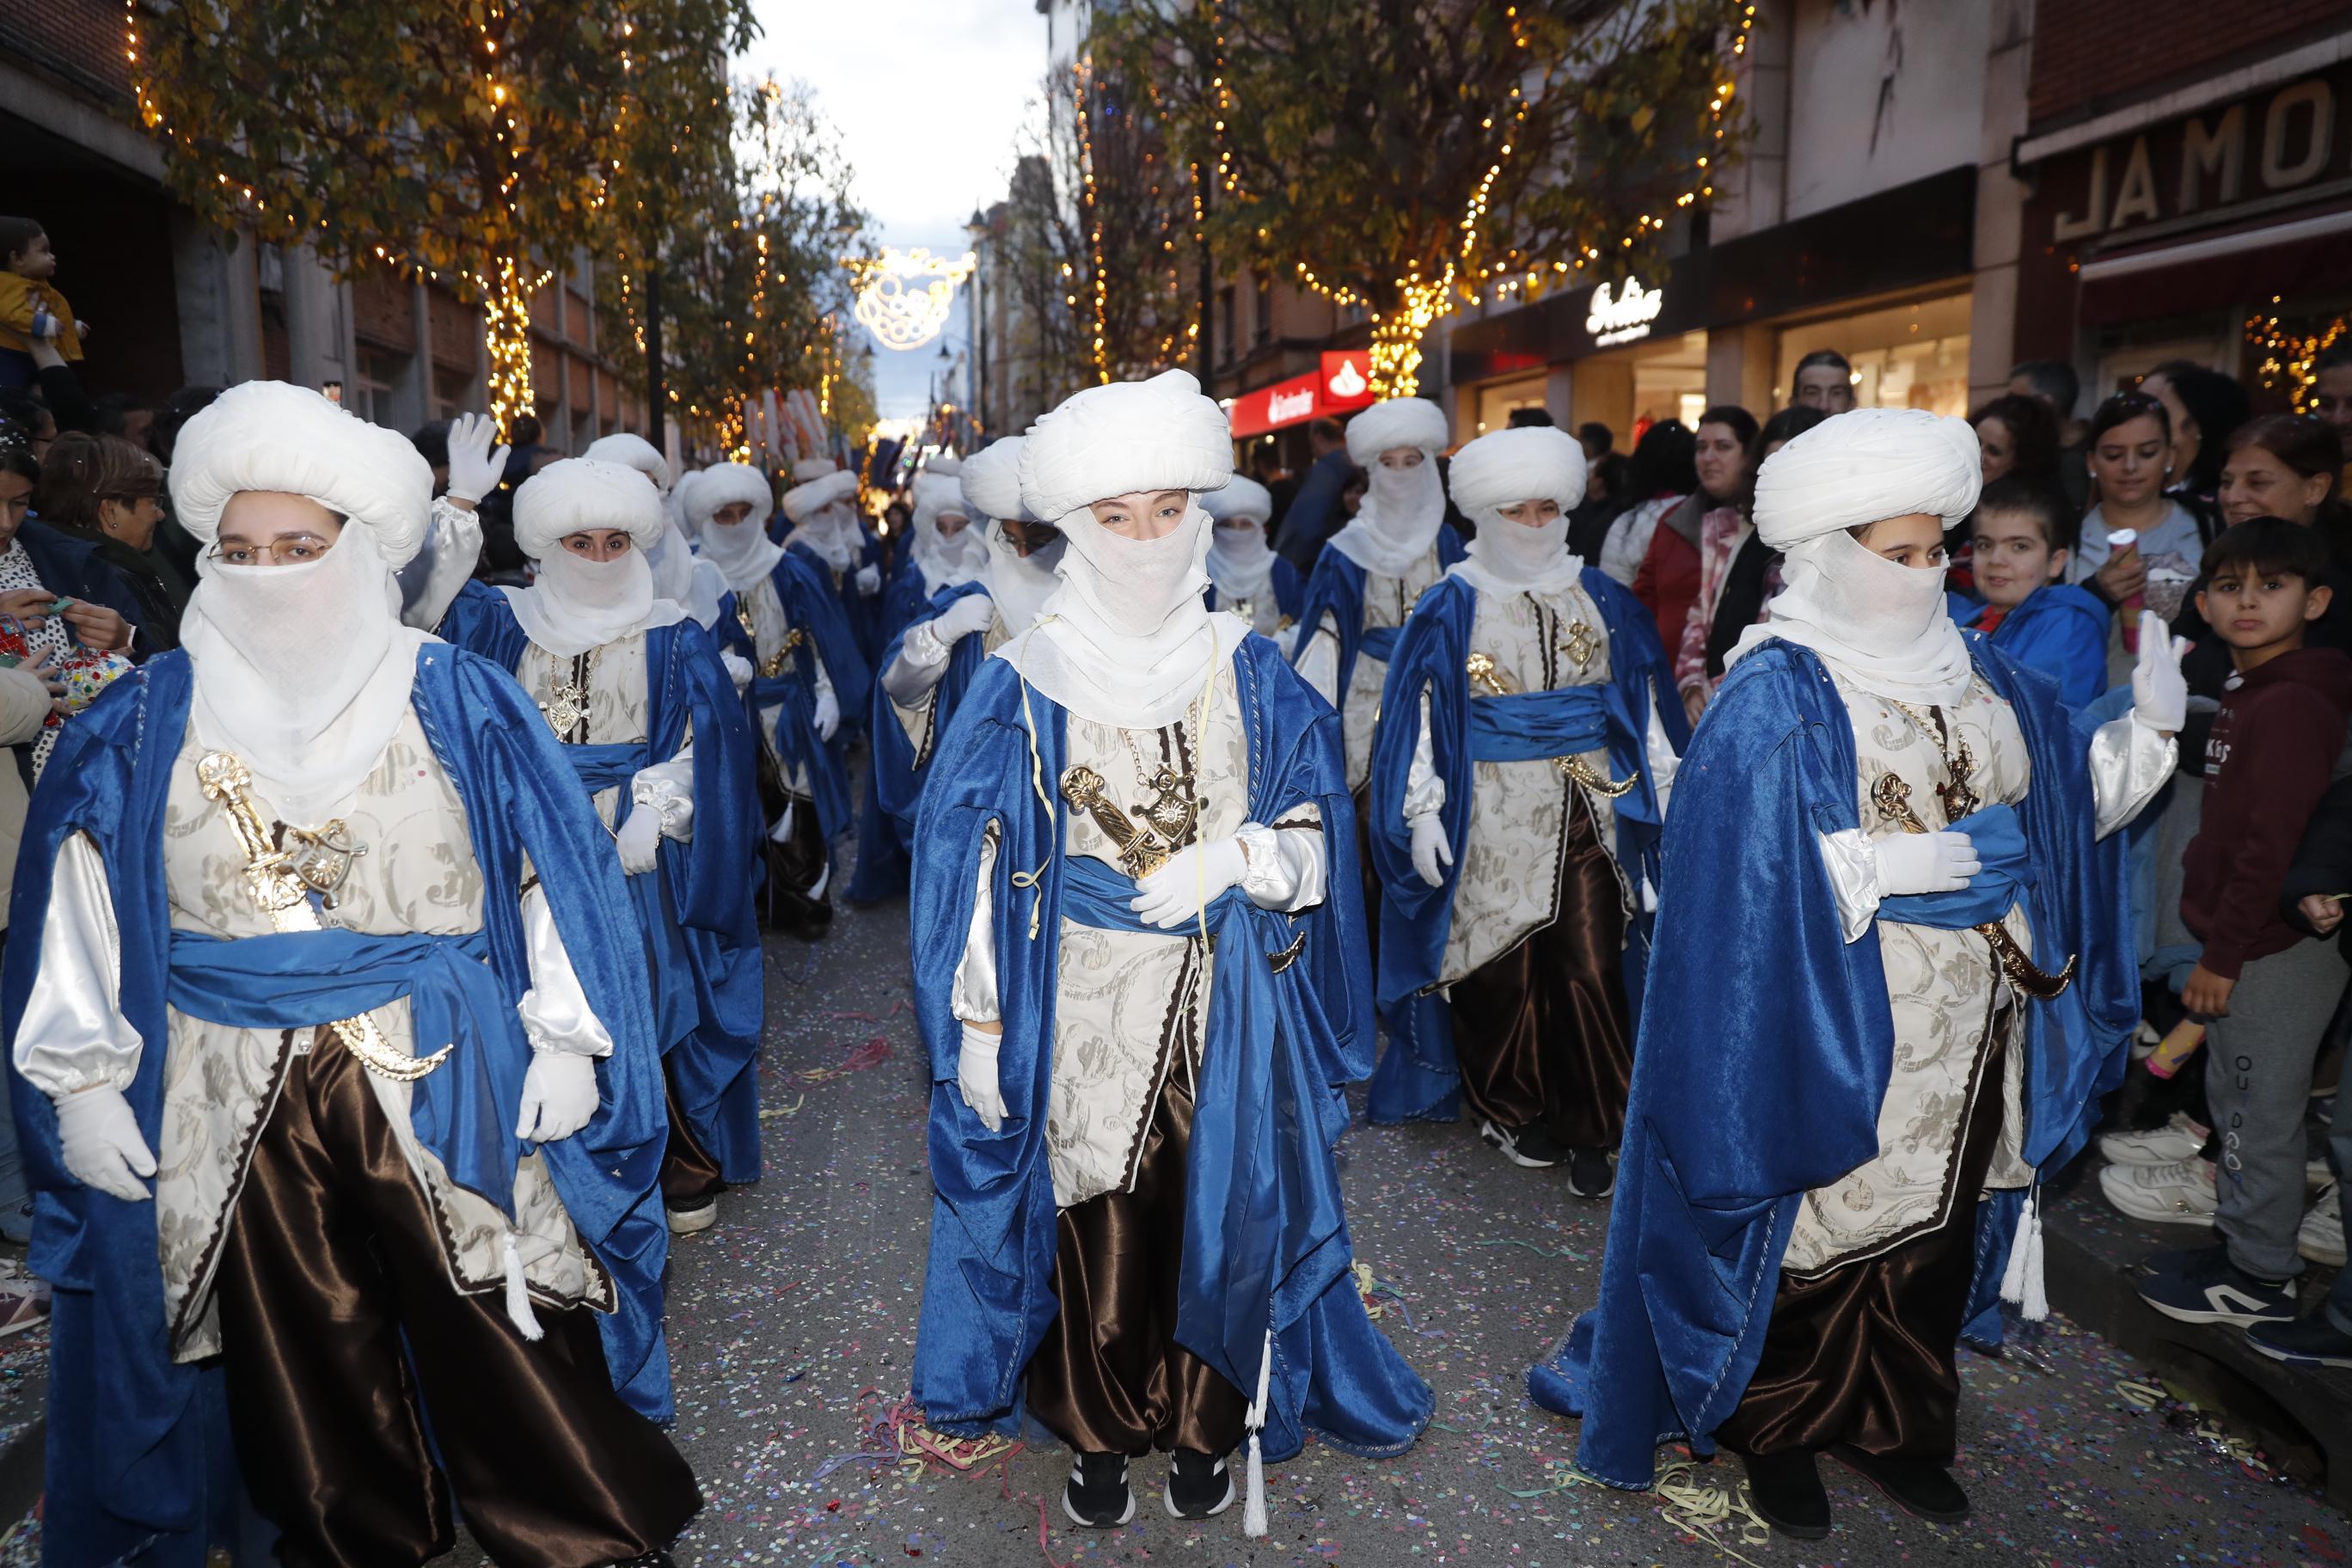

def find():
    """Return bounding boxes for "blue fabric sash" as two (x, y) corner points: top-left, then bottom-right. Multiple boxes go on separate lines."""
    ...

(560, 742), (647, 793)
(1359, 625), (1401, 664)
(1878, 803), (2033, 929)
(1468, 685), (1608, 762)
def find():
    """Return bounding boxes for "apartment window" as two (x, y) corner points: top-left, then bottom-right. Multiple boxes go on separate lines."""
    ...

(357, 347), (407, 428)
(1253, 277), (1271, 349)
(434, 366), (479, 420)
(1218, 286), (1236, 364)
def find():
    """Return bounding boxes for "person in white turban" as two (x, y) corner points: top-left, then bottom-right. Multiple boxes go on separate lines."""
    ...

(1289, 397), (1462, 793)
(1200, 476), (1302, 640)
(1363, 425), (1685, 1192)
(4, 382), (701, 1568)
(909, 371), (1430, 1537)
(437, 456), (764, 1239)
(781, 457), (885, 663)
(588, 432), (730, 631)
(1530, 407), (2184, 1536)
(692, 461), (870, 940)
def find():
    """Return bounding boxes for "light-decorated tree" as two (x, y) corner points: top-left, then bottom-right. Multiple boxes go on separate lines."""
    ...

(131, 0), (756, 433)
(1093, 0), (1752, 396)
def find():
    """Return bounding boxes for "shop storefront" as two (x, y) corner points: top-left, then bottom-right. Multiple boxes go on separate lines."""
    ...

(2013, 57), (2352, 405)
(1224, 348), (1377, 466)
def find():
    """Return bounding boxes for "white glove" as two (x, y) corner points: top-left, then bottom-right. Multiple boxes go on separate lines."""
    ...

(958, 1021), (1006, 1131)
(721, 652), (754, 692)
(54, 1086), (155, 1203)
(1873, 830), (1981, 897)
(812, 685), (840, 741)
(615, 805), (663, 875)
(937, 592), (997, 643)
(2130, 612), (2190, 734)
(444, 412), (511, 505)
(515, 1050), (599, 1142)
(1408, 813), (1453, 889)
(1130, 836), (1250, 929)
(855, 563), (882, 596)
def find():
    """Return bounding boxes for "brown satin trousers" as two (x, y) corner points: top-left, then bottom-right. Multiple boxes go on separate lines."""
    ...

(214, 1031), (701, 1568)
(659, 1062), (725, 1205)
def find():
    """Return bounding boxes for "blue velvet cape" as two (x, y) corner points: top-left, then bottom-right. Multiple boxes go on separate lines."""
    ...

(789, 530), (888, 668)
(3, 645), (676, 1568)
(1206, 554), (1305, 623)
(871, 579), (994, 846)
(1362, 570), (1686, 1125)
(1287, 529), (1467, 712)
(850, 561), (970, 903)
(1526, 635), (2135, 1488)
(1965, 583), (2110, 710)
(713, 552), (873, 844)
(438, 586), (765, 1182)
(907, 637), (1432, 1461)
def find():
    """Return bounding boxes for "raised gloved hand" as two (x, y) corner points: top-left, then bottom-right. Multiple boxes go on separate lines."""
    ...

(721, 652), (755, 692)
(855, 563), (882, 596)
(1408, 812), (1453, 889)
(55, 1086), (155, 1203)
(615, 805), (663, 875)
(1873, 830), (1981, 897)
(958, 1021), (1006, 1131)
(2131, 611), (2190, 734)
(1130, 836), (1250, 929)
(444, 412), (511, 506)
(812, 685), (840, 741)
(936, 592), (997, 643)
(514, 1050), (599, 1142)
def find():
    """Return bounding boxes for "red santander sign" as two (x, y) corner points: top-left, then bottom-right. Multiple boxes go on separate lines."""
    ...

(1226, 350), (1376, 438)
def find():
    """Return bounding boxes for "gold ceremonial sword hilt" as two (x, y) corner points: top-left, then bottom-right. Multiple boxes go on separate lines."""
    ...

(193, 751), (453, 1081)
(1871, 773), (2074, 1000)
(1464, 652), (1636, 798)
(1059, 764), (1173, 880)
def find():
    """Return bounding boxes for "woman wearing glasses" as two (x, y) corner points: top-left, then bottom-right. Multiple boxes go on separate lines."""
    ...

(3, 382), (699, 1568)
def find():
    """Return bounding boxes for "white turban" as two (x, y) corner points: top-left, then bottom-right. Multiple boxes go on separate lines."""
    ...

(1202, 476), (1274, 525)
(512, 458), (665, 559)
(781, 468), (859, 524)
(690, 462), (784, 592)
(169, 379), (432, 567)
(924, 455), (964, 480)
(1344, 397), (1449, 465)
(910, 470), (984, 594)
(689, 463), (773, 531)
(583, 432), (670, 495)
(1446, 427), (1585, 595)
(793, 456), (838, 484)
(1017, 369), (1232, 524)
(961, 438), (1032, 523)
(1751, 407), (1981, 550)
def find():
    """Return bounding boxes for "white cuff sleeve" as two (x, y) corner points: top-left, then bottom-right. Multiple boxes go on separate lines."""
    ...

(880, 622), (954, 705)
(951, 824), (1001, 1025)
(2090, 712), (2178, 840)
(630, 748), (696, 842)
(404, 496), (484, 632)
(1816, 828), (1883, 944)
(16, 835), (143, 1097)
(812, 645), (837, 705)
(1403, 687), (1445, 820)
(1296, 622), (1340, 707)
(515, 885), (616, 1057)
(1234, 817), (1328, 913)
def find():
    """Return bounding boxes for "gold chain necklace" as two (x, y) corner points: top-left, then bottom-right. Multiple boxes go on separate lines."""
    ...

(1884, 698), (1981, 823)
(1119, 696), (1204, 848)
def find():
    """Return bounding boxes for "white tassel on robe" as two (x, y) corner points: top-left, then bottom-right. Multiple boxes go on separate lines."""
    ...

(1243, 1326), (1273, 1538)
(504, 1231), (545, 1340)
(1998, 1185), (2048, 1322)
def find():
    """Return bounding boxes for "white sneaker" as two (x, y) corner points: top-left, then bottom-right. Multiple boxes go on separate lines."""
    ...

(2098, 1112), (2208, 1167)
(2099, 1157), (2218, 1226)
(2310, 1157), (2334, 1192)
(2300, 1184), (2347, 1268)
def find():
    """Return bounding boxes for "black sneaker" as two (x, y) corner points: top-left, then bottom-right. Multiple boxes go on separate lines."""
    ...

(2135, 1244), (2297, 1326)
(2247, 1313), (2352, 1369)
(1163, 1448), (1234, 1520)
(1063, 1451), (1135, 1529)
(1565, 1146), (1615, 1199)
(1828, 1443), (1969, 1522)
(666, 1194), (719, 1235)
(1739, 1449), (1829, 1540)
(1479, 1120), (1565, 1169)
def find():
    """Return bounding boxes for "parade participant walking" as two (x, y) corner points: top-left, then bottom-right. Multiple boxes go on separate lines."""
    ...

(1201, 475), (1302, 639)
(4, 381), (698, 1568)
(781, 456), (885, 663)
(1364, 426), (1683, 1191)
(437, 456), (763, 1239)
(694, 461), (868, 939)
(1533, 408), (2179, 1537)
(910, 371), (1429, 1535)
(588, 432), (731, 633)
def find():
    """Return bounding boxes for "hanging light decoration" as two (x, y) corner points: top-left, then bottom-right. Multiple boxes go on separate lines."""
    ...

(844, 247), (977, 352)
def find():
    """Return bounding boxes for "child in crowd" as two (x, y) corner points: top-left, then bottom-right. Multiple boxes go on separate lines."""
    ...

(1963, 475), (2108, 707)
(2137, 518), (2352, 1327)
(0, 219), (83, 391)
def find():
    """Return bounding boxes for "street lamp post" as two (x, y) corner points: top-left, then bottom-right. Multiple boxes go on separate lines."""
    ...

(965, 209), (991, 438)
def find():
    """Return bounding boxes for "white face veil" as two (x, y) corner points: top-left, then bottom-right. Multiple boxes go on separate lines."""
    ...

(1726, 407), (1984, 706)
(505, 457), (683, 658)
(910, 472), (987, 594)
(781, 468), (863, 573)
(689, 463), (785, 593)
(983, 518), (1065, 634)
(1202, 476), (1277, 604)
(1444, 426), (1588, 596)
(1326, 397), (1451, 577)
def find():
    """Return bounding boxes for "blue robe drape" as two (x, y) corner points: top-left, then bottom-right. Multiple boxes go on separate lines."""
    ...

(789, 530), (888, 670)
(1525, 635), (2134, 1489)
(438, 589), (765, 1183)
(1206, 555), (1305, 625)
(1965, 584), (2110, 710)
(1361, 570), (1686, 1125)
(1286, 529), (1467, 707)
(871, 579), (994, 846)
(849, 562), (968, 903)
(713, 553), (873, 845)
(3, 645), (674, 1568)
(907, 638), (1431, 1462)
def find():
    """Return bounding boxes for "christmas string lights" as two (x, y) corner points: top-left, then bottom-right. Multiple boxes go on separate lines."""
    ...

(2245, 301), (2349, 412)
(1073, 56), (1112, 383)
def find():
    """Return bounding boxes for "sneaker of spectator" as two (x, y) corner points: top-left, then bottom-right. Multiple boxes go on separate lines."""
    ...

(2300, 1184), (2345, 1268)
(2100, 1157), (2218, 1226)
(2098, 1112), (2208, 1167)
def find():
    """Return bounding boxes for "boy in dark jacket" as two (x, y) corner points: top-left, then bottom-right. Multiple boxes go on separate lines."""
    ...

(2140, 519), (2352, 1328)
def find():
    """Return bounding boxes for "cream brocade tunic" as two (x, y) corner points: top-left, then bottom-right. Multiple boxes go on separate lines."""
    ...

(1301, 545), (1449, 791)
(1781, 671), (2036, 1278)
(155, 709), (604, 1362)
(517, 628), (651, 827)
(738, 573), (829, 795)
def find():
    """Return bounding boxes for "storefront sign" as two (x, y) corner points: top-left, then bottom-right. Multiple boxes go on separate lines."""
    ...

(1228, 355), (1376, 438)
(1586, 279), (1665, 346)
(1320, 351), (1371, 401)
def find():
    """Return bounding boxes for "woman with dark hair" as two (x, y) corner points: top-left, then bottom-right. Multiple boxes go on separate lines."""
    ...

(1595, 419), (1697, 589)
(1673, 405), (1827, 720)
(1971, 393), (2062, 489)
(34, 432), (188, 649)
(1634, 405), (1759, 657)
(2142, 361), (2251, 539)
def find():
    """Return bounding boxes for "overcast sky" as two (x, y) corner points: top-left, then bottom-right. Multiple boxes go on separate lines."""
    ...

(739, 0), (1048, 419)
